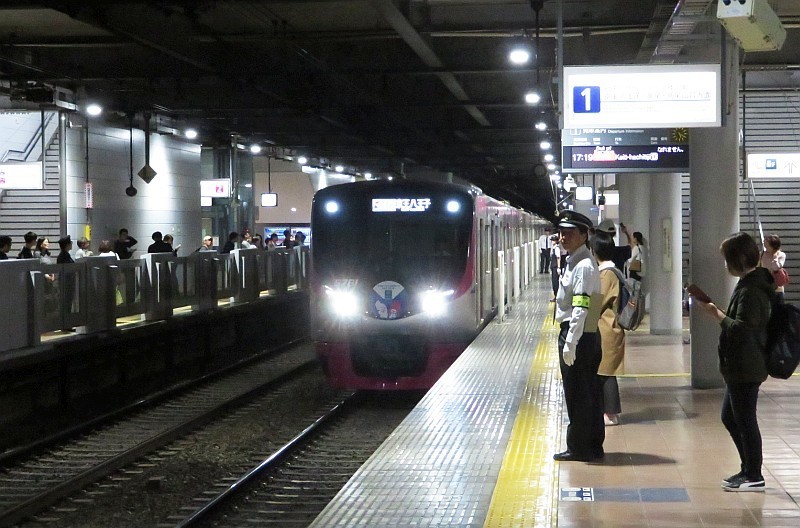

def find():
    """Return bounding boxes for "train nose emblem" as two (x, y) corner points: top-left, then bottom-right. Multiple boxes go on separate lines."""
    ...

(369, 281), (409, 319)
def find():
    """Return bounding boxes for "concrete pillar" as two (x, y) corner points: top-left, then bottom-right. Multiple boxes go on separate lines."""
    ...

(648, 173), (683, 335)
(690, 38), (740, 389)
(618, 173), (651, 243)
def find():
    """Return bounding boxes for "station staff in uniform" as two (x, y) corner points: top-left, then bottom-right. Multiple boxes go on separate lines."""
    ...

(553, 210), (605, 462)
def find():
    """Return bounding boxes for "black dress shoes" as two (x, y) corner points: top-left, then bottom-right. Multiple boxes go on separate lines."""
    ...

(553, 451), (604, 462)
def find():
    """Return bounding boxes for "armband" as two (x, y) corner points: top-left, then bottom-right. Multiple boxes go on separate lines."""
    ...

(572, 293), (591, 309)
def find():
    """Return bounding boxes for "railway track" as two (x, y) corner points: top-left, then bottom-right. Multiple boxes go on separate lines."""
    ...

(170, 392), (420, 527)
(0, 343), (320, 528)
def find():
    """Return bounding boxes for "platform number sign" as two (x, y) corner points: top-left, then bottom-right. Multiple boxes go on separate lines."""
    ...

(573, 86), (601, 114)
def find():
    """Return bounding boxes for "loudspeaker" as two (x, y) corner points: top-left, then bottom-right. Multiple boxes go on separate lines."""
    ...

(717, 0), (786, 52)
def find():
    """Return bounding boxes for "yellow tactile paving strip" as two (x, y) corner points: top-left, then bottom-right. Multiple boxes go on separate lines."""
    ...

(484, 317), (562, 528)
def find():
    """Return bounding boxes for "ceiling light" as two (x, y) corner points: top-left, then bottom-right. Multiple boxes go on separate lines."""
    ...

(244, 183), (252, 188)
(250, 144), (262, 154)
(535, 121), (547, 130)
(335, 165), (344, 173)
(86, 103), (102, 116)
(509, 48), (531, 65)
(524, 91), (541, 105)
(291, 207), (297, 212)
(297, 156), (308, 165)
(185, 128), (198, 139)
(544, 153), (554, 162)
(547, 163), (556, 170)
(540, 141), (551, 150)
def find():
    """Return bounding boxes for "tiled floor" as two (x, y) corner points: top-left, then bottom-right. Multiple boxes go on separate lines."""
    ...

(558, 316), (800, 527)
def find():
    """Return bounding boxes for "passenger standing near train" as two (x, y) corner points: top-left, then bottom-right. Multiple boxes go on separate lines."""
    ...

(623, 226), (645, 281)
(538, 231), (550, 274)
(692, 232), (771, 492)
(553, 210), (604, 462)
(549, 234), (560, 301)
(760, 234), (787, 304)
(591, 234), (625, 427)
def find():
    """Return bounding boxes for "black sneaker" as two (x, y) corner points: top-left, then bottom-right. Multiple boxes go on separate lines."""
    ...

(721, 474), (765, 492)
(721, 471), (743, 485)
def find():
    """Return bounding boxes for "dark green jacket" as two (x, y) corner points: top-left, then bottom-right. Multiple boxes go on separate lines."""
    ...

(718, 267), (774, 384)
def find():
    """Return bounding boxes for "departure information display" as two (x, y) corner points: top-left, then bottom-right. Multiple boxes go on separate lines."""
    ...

(562, 145), (690, 173)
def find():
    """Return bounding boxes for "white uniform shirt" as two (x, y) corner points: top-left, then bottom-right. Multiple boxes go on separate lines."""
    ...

(538, 234), (549, 251)
(555, 245), (601, 349)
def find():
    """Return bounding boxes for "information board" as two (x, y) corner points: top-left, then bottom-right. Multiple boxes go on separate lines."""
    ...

(563, 64), (720, 129)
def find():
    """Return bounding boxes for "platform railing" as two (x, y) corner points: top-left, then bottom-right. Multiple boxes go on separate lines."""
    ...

(0, 246), (310, 355)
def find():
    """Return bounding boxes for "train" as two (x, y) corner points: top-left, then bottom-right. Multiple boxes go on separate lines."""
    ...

(310, 179), (535, 390)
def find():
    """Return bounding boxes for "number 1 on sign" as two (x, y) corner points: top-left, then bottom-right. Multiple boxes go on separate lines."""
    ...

(573, 86), (600, 114)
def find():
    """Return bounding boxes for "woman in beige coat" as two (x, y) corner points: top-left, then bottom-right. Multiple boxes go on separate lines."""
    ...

(592, 235), (625, 426)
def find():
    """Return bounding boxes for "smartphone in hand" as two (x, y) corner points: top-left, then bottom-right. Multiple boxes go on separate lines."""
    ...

(687, 284), (712, 304)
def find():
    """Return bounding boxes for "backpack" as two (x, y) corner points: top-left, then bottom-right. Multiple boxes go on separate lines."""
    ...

(764, 301), (800, 379)
(607, 267), (645, 331)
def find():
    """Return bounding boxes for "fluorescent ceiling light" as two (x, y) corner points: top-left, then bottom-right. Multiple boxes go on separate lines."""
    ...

(524, 92), (541, 104)
(509, 48), (530, 65)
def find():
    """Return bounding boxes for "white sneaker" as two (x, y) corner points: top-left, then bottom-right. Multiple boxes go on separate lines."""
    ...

(604, 414), (619, 426)
(722, 475), (765, 492)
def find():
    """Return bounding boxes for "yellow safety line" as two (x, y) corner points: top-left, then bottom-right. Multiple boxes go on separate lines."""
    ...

(484, 317), (562, 528)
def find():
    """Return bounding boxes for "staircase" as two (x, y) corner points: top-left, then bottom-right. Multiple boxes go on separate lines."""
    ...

(0, 128), (61, 245)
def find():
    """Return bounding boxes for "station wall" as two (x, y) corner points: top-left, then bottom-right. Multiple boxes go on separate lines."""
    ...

(65, 123), (202, 257)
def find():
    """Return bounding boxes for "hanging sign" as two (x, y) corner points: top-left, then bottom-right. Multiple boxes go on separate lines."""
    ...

(201, 178), (231, 197)
(563, 64), (721, 129)
(84, 182), (94, 208)
(747, 152), (800, 179)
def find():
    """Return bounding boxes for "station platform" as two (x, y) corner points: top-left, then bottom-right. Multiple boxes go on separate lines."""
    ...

(311, 276), (800, 527)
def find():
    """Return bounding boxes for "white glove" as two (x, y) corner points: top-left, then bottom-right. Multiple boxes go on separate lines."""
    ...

(563, 343), (576, 366)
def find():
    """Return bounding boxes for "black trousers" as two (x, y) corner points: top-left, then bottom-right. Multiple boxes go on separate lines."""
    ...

(559, 323), (604, 457)
(540, 249), (549, 273)
(721, 382), (763, 480)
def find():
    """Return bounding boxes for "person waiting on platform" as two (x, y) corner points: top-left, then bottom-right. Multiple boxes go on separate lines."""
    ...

(57, 235), (74, 264)
(148, 231), (172, 253)
(74, 237), (93, 259)
(114, 228), (137, 259)
(591, 234), (625, 427)
(221, 232), (239, 254)
(240, 232), (254, 249)
(163, 234), (180, 256)
(0, 235), (11, 260)
(98, 240), (118, 258)
(267, 233), (279, 250)
(623, 226), (645, 281)
(282, 229), (294, 249)
(594, 220), (632, 272)
(538, 230), (550, 274)
(760, 234), (787, 304)
(197, 235), (215, 252)
(17, 231), (37, 259)
(548, 234), (560, 301)
(553, 210), (604, 462)
(692, 232), (771, 492)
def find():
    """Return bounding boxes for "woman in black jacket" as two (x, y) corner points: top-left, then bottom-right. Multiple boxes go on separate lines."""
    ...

(693, 232), (773, 492)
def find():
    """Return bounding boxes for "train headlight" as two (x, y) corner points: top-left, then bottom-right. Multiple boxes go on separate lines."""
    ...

(446, 200), (460, 213)
(325, 200), (340, 214)
(419, 289), (454, 317)
(325, 287), (359, 317)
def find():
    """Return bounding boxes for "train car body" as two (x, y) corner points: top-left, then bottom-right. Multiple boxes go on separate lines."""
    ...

(310, 179), (533, 390)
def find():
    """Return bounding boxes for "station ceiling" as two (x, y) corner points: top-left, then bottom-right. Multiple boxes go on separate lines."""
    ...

(1, 0), (799, 221)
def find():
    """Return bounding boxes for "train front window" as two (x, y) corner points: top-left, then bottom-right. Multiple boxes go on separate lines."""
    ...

(315, 210), (470, 287)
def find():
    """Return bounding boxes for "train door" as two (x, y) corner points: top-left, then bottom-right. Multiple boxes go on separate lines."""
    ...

(489, 218), (500, 307)
(480, 218), (491, 321)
